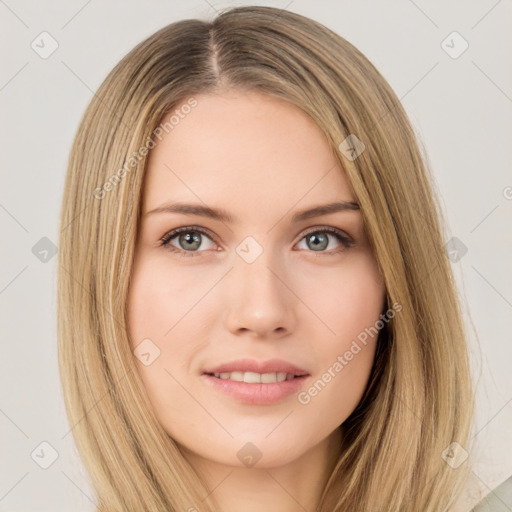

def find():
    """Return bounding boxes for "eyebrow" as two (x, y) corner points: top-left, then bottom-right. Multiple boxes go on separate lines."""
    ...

(144, 200), (360, 223)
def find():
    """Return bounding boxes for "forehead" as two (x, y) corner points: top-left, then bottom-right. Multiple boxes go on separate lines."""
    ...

(142, 90), (356, 219)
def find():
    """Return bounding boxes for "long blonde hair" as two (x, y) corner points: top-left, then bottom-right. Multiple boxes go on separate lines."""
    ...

(58, 6), (473, 511)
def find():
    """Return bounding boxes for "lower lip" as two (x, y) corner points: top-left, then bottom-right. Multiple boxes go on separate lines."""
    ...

(201, 374), (310, 405)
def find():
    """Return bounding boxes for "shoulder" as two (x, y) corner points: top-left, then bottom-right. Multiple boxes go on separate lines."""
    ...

(471, 475), (512, 512)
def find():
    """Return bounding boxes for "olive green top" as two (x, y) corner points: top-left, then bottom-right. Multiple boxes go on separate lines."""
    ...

(471, 475), (512, 512)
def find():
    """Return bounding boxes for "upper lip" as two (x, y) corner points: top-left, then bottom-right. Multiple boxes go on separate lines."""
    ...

(203, 358), (310, 376)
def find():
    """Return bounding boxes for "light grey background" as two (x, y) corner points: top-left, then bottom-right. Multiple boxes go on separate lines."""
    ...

(1, 1), (511, 510)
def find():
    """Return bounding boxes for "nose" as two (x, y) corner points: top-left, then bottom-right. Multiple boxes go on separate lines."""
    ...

(224, 250), (297, 339)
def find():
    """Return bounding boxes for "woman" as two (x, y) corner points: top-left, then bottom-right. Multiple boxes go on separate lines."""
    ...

(58, 6), (475, 511)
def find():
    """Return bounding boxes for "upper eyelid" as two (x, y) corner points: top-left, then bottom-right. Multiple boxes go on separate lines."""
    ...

(161, 225), (216, 243)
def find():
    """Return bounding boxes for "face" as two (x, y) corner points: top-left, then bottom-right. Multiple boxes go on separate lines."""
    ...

(126, 90), (386, 469)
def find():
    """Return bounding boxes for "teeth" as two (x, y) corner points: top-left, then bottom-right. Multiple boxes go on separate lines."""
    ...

(244, 371), (263, 383)
(212, 371), (296, 383)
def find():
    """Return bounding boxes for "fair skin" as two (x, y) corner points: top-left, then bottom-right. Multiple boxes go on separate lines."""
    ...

(127, 90), (386, 512)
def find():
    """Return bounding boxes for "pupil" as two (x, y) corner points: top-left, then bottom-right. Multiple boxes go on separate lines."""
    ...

(180, 232), (201, 250)
(308, 233), (328, 251)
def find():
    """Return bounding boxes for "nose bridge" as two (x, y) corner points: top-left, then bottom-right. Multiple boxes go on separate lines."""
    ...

(234, 235), (285, 300)
(225, 235), (295, 336)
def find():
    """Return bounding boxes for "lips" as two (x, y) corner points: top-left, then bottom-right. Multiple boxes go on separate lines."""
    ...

(202, 358), (310, 377)
(201, 358), (311, 404)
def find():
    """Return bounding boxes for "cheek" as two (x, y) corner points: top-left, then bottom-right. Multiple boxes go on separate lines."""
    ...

(126, 253), (215, 413)
(127, 253), (204, 346)
(308, 251), (385, 345)
(297, 253), (385, 413)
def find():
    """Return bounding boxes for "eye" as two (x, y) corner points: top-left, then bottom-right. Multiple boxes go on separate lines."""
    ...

(159, 225), (354, 258)
(160, 226), (217, 257)
(295, 227), (354, 255)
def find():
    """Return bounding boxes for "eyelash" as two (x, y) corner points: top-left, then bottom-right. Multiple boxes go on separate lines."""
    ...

(159, 225), (354, 258)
